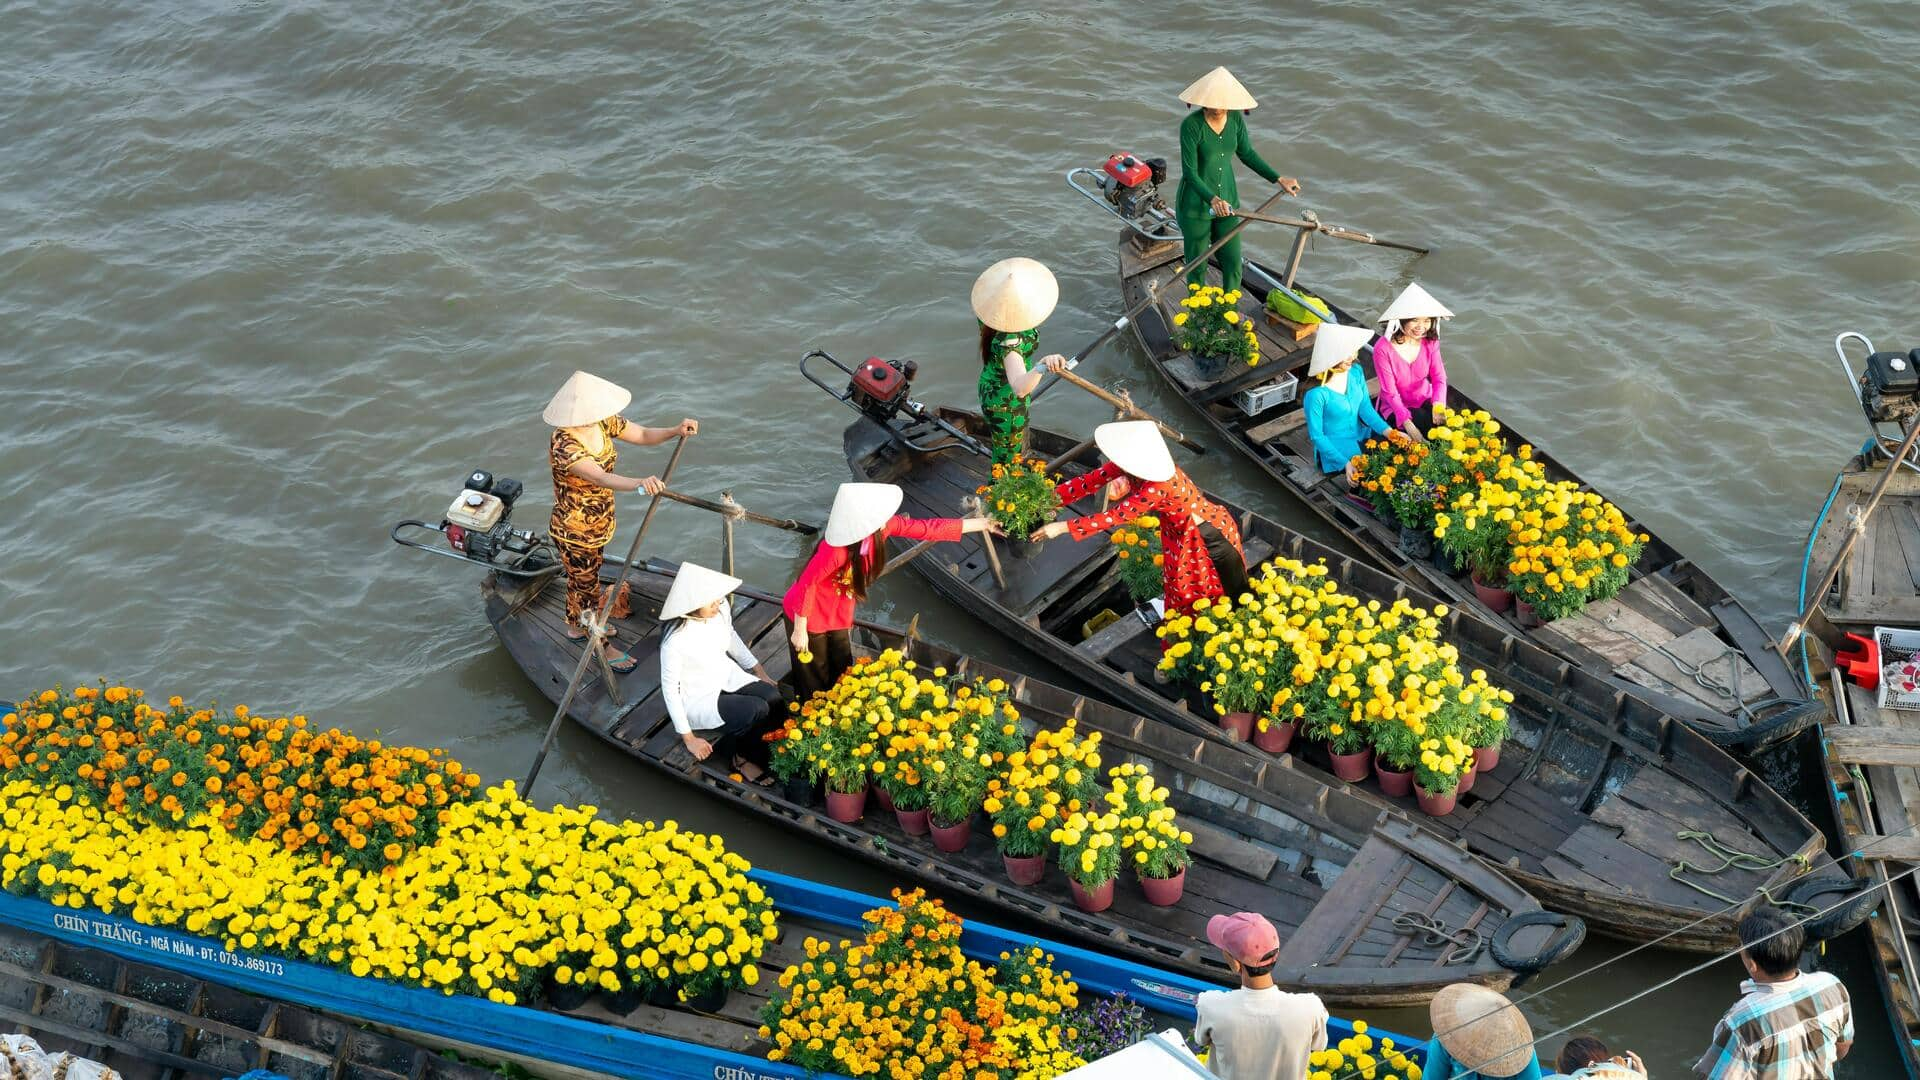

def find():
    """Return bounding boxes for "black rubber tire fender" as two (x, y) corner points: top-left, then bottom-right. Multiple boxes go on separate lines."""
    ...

(1490, 910), (1588, 973)
(1783, 874), (1881, 942)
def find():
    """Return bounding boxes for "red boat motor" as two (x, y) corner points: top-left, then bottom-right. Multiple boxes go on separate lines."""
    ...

(849, 356), (919, 422)
(1097, 152), (1173, 229)
(391, 468), (556, 579)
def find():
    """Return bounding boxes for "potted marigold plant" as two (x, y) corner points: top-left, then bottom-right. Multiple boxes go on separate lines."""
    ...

(1436, 481), (1523, 614)
(1353, 434), (1439, 558)
(923, 734), (992, 853)
(765, 715), (820, 807)
(1254, 686), (1298, 755)
(874, 726), (934, 835)
(1370, 713), (1423, 799)
(1172, 284), (1260, 378)
(1414, 734), (1475, 817)
(1111, 516), (1165, 613)
(1108, 763), (1192, 906)
(1053, 808), (1123, 912)
(984, 719), (1100, 886)
(979, 455), (1062, 558)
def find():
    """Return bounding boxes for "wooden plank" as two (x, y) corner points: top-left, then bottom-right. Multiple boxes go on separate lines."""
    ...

(1827, 742), (1920, 769)
(1848, 835), (1920, 863)
(1632, 573), (1718, 633)
(1615, 577), (1702, 639)
(1878, 513), (1918, 600)
(1621, 627), (1769, 708)
(1827, 726), (1920, 752)
(1246, 409), (1308, 447)
(1075, 606), (1150, 660)
(1275, 836), (1402, 968)
(1182, 817), (1280, 882)
(1846, 510), (1879, 611)
(1537, 600), (1677, 669)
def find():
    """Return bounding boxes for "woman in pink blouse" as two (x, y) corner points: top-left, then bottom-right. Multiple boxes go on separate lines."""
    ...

(1372, 282), (1454, 440)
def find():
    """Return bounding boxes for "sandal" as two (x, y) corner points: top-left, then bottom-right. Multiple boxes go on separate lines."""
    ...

(604, 648), (639, 674)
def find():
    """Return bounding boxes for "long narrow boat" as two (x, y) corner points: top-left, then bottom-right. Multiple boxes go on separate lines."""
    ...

(1103, 227), (1813, 748)
(845, 406), (1827, 952)
(482, 560), (1577, 1006)
(0, 917), (504, 1080)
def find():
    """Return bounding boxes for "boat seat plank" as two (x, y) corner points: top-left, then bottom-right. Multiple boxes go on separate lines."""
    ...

(1625, 574), (1715, 637)
(1245, 409), (1309, 447)
(1826, 727), (1920, 768)
(1182, 817), (1281, 881)
(1076, 607), (1150, 660)
(1847, 835), (1920, 863)
(1277, 835), (1408, 969)
(1874, 513), (1918, 598)
(1709, 599), (1805, 700)
(1620, 627), (1771, 708)
(1536, 600), (1679, 670)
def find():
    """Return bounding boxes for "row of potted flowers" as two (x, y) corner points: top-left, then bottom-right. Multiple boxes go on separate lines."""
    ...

(3, 684), (775, 1013)
(1155, 559), (1514, 816)
(765, 653), (1193, 911)
(1355, 408), (1647, 625)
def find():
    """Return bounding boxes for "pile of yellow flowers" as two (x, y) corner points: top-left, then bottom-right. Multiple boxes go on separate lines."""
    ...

(1156, 559), (1514, 772)
(3, 685), (479, 869)
(1306, 1022), (1421, 1080)
(769, 650), (925, 795)
(984, 719), (1102, 859)
(1106, 763), (1192, 880)
(0, 774), (775, 1006)
(1171, 284), (1261, 367)
(1110, 516), (1166, 604)
(758, 889), (1083, 1079)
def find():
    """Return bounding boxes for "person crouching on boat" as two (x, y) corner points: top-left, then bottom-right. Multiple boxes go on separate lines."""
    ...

(1175, 66), (1301, 295)
(544, 369), (699, 673)
(1373, 282), (1455, 441)
(658, 562), (784, 781)
(973, 257), (1070, 466)
(1302, 324), (1399, 490)
(1029, 421), (1249, 617)
(783, 483), (995, 700)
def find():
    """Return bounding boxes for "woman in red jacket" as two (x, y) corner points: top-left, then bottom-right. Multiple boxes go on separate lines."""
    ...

(783, 482), (993, 701)
(1030, 421), (1249, 617)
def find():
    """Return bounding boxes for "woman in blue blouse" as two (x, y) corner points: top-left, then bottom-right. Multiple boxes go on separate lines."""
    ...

(1421, 983), (1546, 1080)
(1301, 323), (1395, 485)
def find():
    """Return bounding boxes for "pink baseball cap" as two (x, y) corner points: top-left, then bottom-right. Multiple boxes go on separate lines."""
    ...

(1206, 912), (1279, 967)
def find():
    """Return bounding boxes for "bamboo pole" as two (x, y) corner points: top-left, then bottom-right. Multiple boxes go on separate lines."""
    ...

(655, 487), (820, 534)
(1049, 369), (1206, 454)
(1228, 209), (1431, 255)
(524, 435), (688, 793)
(962, 495), (1006, 590)
(719, 490), (738, 576)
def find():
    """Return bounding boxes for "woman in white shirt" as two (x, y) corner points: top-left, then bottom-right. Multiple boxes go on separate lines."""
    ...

(657, 563), (783, 780)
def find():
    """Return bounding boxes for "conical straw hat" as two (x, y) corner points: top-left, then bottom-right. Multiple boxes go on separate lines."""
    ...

(971, 258), (1059, 333)
(542, 370), (632, 427)
(1179, 67), (1257, 110)
(1430, 984), (1535, 1078)
(1307, 323), (1375, 378)
(824, 483), (904, 547)
(1377, 282), (1455, 330)
(1094, 421), (1175, 483)
(658, 562), (745, 622)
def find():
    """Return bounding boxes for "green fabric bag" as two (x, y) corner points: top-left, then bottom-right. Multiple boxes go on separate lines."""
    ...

(1264, 287), (1331, 325)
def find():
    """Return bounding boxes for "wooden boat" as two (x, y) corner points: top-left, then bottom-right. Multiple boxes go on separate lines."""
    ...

(0, 917), (503, 1080)
(0, 865), (1416, 1080)
(482, 560), (1578, 1007)
(845, 406), (1828, 952)
(1105, 230), (1814, 749)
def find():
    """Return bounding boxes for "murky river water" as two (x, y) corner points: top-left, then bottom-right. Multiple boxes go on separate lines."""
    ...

(6, 1), (1920, 1073)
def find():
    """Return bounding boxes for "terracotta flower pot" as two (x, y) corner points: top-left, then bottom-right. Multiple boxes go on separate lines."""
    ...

(1514, 598), (1544, 628)
(1003, 852), (1046, 886)
(1417, 786), (1458, 817)
(1070, 877), (1116, 913)
(873, 786), (896, 813)
(824, 786), (867, 823)
(1374, 762), (1414, 798)
(1471, 573), (1515, 614)
(1253, 719), (1296, 754)
(1458, 765), (1477, 794)
(1474, 744), (1502, 774)
(930, 816), (972, 853)
(894, 806), (931, 835)
(1218, 711), (1255, 742)
(1329, 747), (1373, 783)
(1137, 867), (1186, 907)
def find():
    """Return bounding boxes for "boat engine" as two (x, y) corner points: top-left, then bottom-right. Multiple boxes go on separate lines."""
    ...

(1860, 347), (1920, 425)
(390, 469), (557, 578)
(847, 355), (920, 423)
(1093, 152), (1175, 235)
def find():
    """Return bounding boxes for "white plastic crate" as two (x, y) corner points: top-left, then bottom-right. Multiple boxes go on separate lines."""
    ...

(1875, 625), (1920, 710)
(1233, 372), (1299, 416)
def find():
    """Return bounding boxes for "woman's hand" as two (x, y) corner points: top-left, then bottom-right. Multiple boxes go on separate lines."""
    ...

(1030, 521), (1071, 542)
(635, 475), (666, 495)
(682, 733), (714, 761)
(1399, 422), (1427, 444)
(1344, 460), (1362, 486)
(1611, 1051), (1645, 1076)
(789, 622), (809, 655)
(1039, 354), (1069, 373)
(1275, 176), (1302, 196)
(1104, 476), (1132, 502)
(674, 418), (699, 438)
(1209, 196), (1232, 217)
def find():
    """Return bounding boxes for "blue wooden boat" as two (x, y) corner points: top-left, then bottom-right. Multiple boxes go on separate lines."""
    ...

(0, 868), (1416, 1079)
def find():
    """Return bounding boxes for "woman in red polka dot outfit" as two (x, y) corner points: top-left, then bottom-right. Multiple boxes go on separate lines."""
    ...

(1030, 421), (1250, 617)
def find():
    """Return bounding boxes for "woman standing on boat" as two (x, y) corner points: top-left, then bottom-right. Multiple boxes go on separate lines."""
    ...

(973, 257), (1070, 466)
(544, 370), (698, 673)
(783, 483), (995, 700)
(1372, 282), (1454, 440)
(1175, 67), (1301, 294)
(658, 562), (783, 779)
(1029, 421), (1248, 616)
(1302, 324), (1397, 487)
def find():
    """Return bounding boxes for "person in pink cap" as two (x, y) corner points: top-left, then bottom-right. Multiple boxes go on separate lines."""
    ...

(1194, 912), (1328, 1080)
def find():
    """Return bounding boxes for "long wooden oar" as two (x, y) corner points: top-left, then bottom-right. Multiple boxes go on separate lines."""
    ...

(654, 487), (821, 534)
(524, 435), (688, 793)
(1049, 368), (1205, 454)
(1229, 209), (1431, 255)
(1029, 185), (1296, 405)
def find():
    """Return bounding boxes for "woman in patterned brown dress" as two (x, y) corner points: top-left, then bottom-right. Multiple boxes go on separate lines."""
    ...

(544, 370), (699, 672)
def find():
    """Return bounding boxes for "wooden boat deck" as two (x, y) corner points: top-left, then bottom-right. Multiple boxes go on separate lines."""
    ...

(484, 563), (1564, 1007)
(1804, 454), (1920, 633)
(847, 408), (1828, 952)
(1115, 232), (1809, 744)
(0, 923), (503, 1080)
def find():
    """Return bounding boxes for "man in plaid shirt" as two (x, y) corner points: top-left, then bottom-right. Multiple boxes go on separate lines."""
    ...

(1695, 905), (1853, 1079)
